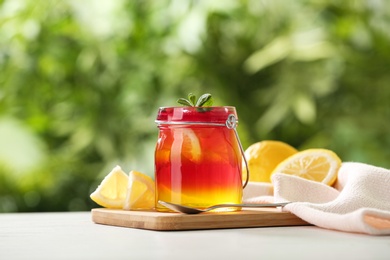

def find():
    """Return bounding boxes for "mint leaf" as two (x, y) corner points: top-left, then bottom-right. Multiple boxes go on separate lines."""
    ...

(177, 98), (193, 106)
(188, 93), (196, 106)
(195, 93), (213, 107)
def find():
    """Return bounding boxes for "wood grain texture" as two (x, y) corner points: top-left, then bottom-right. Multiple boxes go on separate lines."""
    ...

(91, 208), (309, 231)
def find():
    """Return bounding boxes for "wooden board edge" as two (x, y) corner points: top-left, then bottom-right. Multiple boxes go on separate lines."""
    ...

(158, 210), (309, 230)
(91, 208), (165, 230)
(91, 208), (310, 231)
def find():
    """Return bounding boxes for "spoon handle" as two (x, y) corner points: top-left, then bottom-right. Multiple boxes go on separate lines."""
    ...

(207, 202), (291, 210)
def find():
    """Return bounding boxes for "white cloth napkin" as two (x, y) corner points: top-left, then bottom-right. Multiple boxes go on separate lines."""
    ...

(243, 162), (390, 235)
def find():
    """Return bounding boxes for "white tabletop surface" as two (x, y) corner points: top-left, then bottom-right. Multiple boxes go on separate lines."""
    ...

(1, 211), (389, 260)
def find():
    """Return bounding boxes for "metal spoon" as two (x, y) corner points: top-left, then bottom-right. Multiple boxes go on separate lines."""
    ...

(158, 200), (291, 214)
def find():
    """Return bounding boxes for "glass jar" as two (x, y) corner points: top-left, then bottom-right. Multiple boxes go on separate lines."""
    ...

(154, 106), (248, 212)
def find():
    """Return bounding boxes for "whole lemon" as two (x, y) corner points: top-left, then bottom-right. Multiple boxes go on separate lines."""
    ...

(242, 140), (298, 183)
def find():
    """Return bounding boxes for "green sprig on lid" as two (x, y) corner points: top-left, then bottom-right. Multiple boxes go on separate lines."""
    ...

(177, 93), (214, 107)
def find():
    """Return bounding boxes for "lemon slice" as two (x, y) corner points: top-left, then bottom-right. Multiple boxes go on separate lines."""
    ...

(90, 166), (129, 209)
(123, 170), (155, 210)
(271, 148), (341, 186)
(171, 128), (201, 163)
(243, 141), (298, 182)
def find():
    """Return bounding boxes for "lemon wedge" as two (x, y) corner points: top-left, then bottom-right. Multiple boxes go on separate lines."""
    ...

(271, 148), (341, 186)
(90, 165), (129, 209)
(123, 170), (155, 210)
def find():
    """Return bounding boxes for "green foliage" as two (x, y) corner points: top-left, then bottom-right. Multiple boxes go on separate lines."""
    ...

(1, 0), (390, 212)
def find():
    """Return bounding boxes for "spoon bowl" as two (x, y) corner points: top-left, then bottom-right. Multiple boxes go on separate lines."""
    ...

(158, 200), (291, 214)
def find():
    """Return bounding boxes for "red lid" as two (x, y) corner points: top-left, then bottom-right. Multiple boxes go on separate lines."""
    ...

(155, 106), (238, 125)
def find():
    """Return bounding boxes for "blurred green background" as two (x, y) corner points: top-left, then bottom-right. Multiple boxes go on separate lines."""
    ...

(1, 0), (389, 212)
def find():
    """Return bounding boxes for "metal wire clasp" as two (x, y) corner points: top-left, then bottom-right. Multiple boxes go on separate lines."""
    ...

(226, 114), (249, 189)
(226, 114), (237, 129)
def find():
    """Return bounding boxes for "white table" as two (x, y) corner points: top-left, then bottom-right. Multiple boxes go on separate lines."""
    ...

(1, 212), (389, 259)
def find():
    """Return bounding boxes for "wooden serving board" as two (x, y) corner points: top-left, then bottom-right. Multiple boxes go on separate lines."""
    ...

(91, 208), (309, 231)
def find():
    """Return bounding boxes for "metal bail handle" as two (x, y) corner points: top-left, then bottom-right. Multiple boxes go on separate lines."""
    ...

(226, 114), (250, 189)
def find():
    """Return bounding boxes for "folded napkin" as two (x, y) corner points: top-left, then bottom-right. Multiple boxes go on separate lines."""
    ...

(243, 162), (390, 235)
